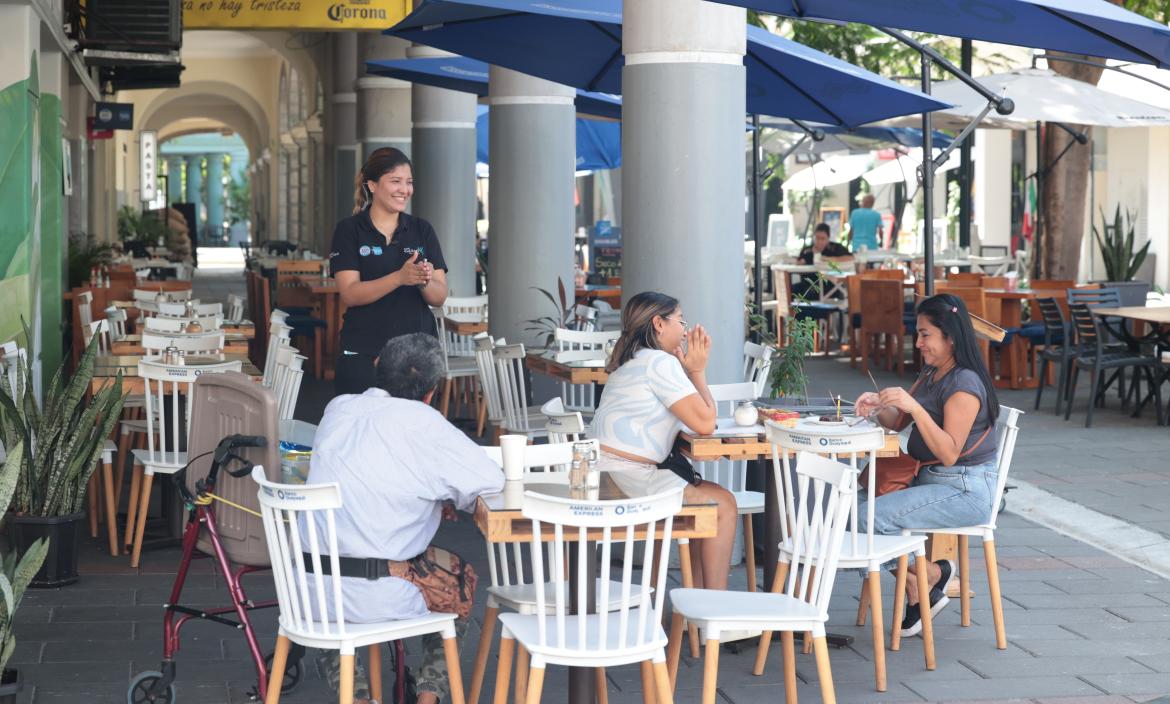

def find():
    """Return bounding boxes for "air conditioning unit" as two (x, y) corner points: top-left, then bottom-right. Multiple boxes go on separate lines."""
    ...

(100, 63), (185, 91)
(69, 0), (182, 66)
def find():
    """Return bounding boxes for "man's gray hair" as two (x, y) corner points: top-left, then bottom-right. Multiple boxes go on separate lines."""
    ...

(374, 333), (444, 401)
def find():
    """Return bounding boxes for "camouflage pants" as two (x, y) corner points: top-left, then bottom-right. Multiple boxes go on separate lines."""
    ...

(318, 546), (476, 703)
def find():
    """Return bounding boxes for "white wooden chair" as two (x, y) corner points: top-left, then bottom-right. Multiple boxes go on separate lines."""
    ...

(251, 468), (466, 704)
(441, 295), (488, 357)
(668, 452), (857, 704)
(158, 301), (223, 317)
(494, 343), (549, 440)
(969, 255), (1012, 276)
(590, 300), (622, 331)
(133, 288), (194, 304)
(433, 311), (480, 418)
(472, 334), (502, 438)
(78, 291), (95, 329)
(263, 317), (294, 387)
(226, 294), (248, 323)
(553, 328), (618, 414)
(125, 359), (242, 566)
(759, 424), (936, 692)
(742, 340), (774, 398)
(539, 397), (586, 444)
(86, 320), (114, 356)
(270, 345), (307, 421)
(900, 405), (1023, 650)
(140, 330), (225, 357)
(571, 304), (598, 332)
(103, 307), (128, 340)
(143, 315), (224, 333)
(491, 486), (684, 704)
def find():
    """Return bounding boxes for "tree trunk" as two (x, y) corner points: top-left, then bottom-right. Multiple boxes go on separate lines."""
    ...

(1037, 39), (1112, 279)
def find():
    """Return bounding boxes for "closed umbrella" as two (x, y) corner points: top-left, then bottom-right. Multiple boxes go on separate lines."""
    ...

(781, 154), (873, 192)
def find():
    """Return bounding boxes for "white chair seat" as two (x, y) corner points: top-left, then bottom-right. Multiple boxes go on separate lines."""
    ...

(908, 524), (994, 539)
(130, 449), (187, 474)
(489, 578), (651, 613)
(670, 587), (825, 634)
(732, 489), (765, 515)
(503, 411), (550, 436)
(499, 609), (666, 667)
(778, 532), (926, 570)
(279, 611), (457, 652)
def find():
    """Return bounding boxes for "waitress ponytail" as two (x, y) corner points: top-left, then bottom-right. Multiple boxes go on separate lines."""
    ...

(353, 147), (413, 215)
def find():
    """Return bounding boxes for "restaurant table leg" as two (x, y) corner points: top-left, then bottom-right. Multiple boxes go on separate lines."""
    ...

(102, 459), (119, 557)
(567, 541), (597, 704)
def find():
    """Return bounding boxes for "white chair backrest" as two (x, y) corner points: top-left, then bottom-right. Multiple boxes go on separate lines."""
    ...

(78, 291), (94, 329)
(158, 301), (222, 317)
(540, 397), (587, 443)
(768, 424), (884, 558)
(524, 486), (682, 653)
(440, 297), (487, 357)
(252, 467), (351, 638)
(444, 295), (488, 315)
(263, 322), (294, 385)
(742, 341), (774, 398)
(103, 307), (128, 339)
(138, 358), (242, 464)
(779, 452), (858, 618)
(698, 382), (759, 492)
(554, 328), (618, 412)
(474, 334), (505, 425)
(494, 343), (537, 432)
(141, 330), (226, 357)
(226, 294), (247, 323)
(134, 288), (193, 303)
(985, 406), (1023, 530)
(144, 315), (224, 333)
(271, 345), (306, 421)
(87, 320), (113, 355)
(571, 304), (598, 332)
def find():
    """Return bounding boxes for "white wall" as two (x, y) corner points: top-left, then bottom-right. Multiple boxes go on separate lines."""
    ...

(974, 128), (1012, 252)
(1100, 126), (1170, 289)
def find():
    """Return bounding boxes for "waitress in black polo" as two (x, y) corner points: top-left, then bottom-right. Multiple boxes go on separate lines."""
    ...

(329, 147), (449, 395)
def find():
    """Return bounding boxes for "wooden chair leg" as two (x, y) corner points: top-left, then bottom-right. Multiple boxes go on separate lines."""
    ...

(914, 553), (937, 670)
(890, 555), (909, 651)
(666, 613), (685, 690)
(440, 378), (454, 418)
(984, 539), (1007, 649)
(752, 561), (789, 676)
(469, 605), (499, 704)
(368, 643), (382, 704)
(123, 464), (143, 554)
(651, 661), (673, 704)
(856, 580), (870, 626)
(781, 631), (797, 704)
(130, 472), (155, 568)
(313, 332), (323, 380)
(677, 540), (700, 658)
(596, 667), (609, 704)
(339, 653), (355, 704)
(514, 645), (530, 704)
(959, 535), (971, 627)
(264, 635), (290, 704)
(812, 636), (837, 704)
(102, 459), (118, 557)
(88, 474), (99, 538)
(524, 665), (544, 704)
(444, 636), (467, 704)
(743, 514), (757, 592)
(868, 571), (887, 692)
(640, 661), (656, 704)
(492, 637), (515, 704)
(701, 638), (720, 704)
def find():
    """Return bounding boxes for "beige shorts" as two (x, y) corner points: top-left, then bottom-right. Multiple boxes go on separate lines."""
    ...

(597, 450), (687, 496)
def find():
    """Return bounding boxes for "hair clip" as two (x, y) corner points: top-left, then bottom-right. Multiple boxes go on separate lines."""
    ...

(951, 306), (959, 313)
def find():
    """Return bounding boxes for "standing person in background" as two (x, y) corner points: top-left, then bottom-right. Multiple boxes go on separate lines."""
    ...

(328, 147), (450, 396)
(847, 193), (883, 251)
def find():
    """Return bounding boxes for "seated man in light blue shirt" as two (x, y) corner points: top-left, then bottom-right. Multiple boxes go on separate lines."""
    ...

(306, 332), (504, 704)
(848, 194), (883, 252)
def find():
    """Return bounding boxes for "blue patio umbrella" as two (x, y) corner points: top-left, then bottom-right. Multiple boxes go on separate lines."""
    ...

(474, 106), (622, 171)
(388, 0), (952, 127)
(366, 56), (623, 119)
(712, 0), (1170, 68)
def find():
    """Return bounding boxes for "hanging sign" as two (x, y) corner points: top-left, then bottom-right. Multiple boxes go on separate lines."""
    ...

(183, 0), (409, 30)
(140, 131), (158, 203)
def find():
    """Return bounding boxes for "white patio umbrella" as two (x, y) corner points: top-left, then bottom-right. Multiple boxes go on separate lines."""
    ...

(862, 147), (964, 186)
(781, 153), (873, 192)
(921, 67), (1170, 129)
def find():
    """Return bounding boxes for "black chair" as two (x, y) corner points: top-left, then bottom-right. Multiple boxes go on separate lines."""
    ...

(1063, 302), (1163, 428)
(1031, 297), (1073, 414)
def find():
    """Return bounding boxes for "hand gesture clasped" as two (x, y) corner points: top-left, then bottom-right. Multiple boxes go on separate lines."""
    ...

(674, 324), (711, 375)
(397, 251), (433, 287)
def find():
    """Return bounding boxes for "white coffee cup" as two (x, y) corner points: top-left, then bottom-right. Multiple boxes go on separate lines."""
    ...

(499, 435), (527, 481)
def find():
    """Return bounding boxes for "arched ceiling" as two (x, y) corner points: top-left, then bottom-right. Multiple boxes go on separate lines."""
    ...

(140, 80), (270, 159)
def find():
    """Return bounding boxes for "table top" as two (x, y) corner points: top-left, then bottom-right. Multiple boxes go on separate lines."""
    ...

(475, 473), (718, 543)
(445, 312), (486, 325)
(982, 288), (1039, 300)
(1093, 305), (1170, 325)
(680, 417), (901, 461)
(526, 352), (609, 384)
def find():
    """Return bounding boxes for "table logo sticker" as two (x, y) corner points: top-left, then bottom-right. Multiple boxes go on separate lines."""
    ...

(359, 245), (372, 257)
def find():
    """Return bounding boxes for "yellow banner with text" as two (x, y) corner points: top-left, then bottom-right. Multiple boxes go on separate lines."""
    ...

(183, 0), (409, 30)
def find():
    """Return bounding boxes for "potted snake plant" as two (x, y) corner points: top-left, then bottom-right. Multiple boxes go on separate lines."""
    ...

(0, 441), (48, 701)
(0, 326), (125, 587)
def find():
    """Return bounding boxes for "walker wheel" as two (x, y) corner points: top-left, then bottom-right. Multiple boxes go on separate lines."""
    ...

(263, 652), (303, 694)
(127, 671), (176, 703)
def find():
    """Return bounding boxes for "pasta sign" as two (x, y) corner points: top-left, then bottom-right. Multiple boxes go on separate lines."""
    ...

(183, 0), (410, 30)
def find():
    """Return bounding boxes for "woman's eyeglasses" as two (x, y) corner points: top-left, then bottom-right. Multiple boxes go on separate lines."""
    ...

(664, 315), (688, 329)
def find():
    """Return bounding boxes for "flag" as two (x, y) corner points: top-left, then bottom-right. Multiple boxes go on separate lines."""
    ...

(1021, 179), (1037, 241)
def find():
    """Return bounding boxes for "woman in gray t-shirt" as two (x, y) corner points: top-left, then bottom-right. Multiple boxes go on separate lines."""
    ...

(854, 294), (1000, 637)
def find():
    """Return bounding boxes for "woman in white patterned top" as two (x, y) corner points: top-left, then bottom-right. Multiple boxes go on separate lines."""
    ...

(589, 292), (738, 590)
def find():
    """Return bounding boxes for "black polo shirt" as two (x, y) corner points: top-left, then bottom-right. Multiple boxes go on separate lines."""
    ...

(329, 209), (447, 356)
(798, 241), (850, 264)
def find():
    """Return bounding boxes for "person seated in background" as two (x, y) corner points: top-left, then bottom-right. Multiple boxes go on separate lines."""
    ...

(304, 332), (504, 704)
(847, 193), (883, 251)
(795, 223), (852, 297)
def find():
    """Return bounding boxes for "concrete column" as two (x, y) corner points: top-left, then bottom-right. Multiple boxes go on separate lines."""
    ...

(486, 67), (576, 346)
(622, 0), (746, 383)
(166, 156), (184, 205)
(355, 33), (411, 160)
(331, 32), (359, 226)
(974, 128), (1012, 254)
(185, 154), (204, 238)
(206, 153), (225, 245)
(66, 83), (89, 236)
(410, 45), (478, 297)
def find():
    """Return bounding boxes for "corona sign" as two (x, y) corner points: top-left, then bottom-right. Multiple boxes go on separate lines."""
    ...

(183, 0), (410, 30)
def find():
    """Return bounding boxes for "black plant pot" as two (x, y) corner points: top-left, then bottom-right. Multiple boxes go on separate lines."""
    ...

(6, 512), (85, 588)
(0, 668), (22, 703)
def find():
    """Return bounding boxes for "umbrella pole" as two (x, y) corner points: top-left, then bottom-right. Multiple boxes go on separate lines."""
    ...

(753, 113), (764, 336)
(959, 39), (973, 251)
(921, 50), (935, 296)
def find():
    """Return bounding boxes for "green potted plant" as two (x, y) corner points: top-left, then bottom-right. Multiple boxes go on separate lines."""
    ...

(66, 231), (115, 289)
(0, 326), (125, 587)
(1094, 204), (1152, 305)
(523, 277), (574, 348)
(0, 441), (49, 702)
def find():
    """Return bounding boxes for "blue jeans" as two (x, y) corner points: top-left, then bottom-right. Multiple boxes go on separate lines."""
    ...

(858, 461), (998, 536)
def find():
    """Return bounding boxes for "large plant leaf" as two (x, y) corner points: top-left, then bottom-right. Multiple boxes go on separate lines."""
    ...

(0, 442), (22, 521)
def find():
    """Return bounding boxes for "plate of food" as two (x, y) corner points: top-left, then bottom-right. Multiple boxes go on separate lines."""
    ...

(756, 408), (801, 428)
